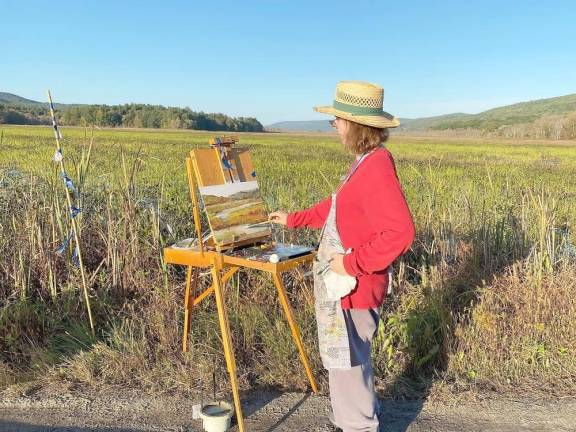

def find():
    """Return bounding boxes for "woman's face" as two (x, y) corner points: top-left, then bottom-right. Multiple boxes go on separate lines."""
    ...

(331, 117), (349, 144)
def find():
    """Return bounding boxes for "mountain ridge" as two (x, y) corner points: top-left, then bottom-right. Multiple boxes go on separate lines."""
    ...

(266, 93), (576, 132)
(0, 92), (42, 105)
(3, 91), (576, 134)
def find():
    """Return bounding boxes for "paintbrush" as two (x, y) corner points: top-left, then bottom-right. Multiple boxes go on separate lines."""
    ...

(247, 221), (273, 228)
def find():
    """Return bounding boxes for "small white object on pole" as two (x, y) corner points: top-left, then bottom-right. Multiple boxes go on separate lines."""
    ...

(53, 149), (63, 162)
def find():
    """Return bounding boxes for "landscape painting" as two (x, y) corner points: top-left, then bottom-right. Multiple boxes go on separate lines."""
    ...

(199, 180), (271, 246)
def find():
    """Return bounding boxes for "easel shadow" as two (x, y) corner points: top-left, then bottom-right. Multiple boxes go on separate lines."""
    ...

(266, 393), (310, 431)
(237, 388), (285, 418)
(230, 389), (313, 431)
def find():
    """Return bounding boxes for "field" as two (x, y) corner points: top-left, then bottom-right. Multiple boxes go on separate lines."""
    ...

(0, 125), (575, 398)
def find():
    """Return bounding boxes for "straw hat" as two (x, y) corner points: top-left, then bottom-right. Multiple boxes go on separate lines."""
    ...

(314, 81), (400, 128)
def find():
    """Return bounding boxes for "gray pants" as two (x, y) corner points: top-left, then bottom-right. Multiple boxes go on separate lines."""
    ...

(329, 308), (380, 432)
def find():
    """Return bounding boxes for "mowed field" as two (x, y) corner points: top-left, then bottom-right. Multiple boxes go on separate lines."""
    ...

(0, 125), (575, 397)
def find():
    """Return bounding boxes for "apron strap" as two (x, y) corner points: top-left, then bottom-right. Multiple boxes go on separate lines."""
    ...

(317, 149), (375, 245)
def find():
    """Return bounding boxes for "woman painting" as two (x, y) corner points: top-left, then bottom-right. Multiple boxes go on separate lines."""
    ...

(270, 81), (415, 432)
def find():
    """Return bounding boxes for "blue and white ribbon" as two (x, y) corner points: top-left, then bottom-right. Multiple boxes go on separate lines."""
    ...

(72, 246), (80, 267)
(61, 173), (78, 195)
(49, 100), (63, 140)
(222, 156), (234, 170)
(56, 230), (74, 254)
(53, 148), (63, 162)
(71, 205), (82, 218)
(213, 137), (235, 172)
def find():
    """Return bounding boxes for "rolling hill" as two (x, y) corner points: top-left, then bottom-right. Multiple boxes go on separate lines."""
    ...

(266, 93), (576, 133)
(0, 92), (43, 106)
(0, 92), (73, 110)
(429, 93), (576, 131)
(4, 91), (576, 135)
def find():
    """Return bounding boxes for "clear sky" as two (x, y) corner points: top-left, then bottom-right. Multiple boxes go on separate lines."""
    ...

(2, 0), (575, 125)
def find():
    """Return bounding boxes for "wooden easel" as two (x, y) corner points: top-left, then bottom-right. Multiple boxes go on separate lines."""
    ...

(163, 138), (317, 432)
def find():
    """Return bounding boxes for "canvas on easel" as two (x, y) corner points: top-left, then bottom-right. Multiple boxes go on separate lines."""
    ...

(190, 143), (274, 251)
(164, 137), (317, 432)
(199, 179), (271, 246)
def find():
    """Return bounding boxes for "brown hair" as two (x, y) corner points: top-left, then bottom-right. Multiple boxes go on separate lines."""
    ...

(342, 119), (389, 154)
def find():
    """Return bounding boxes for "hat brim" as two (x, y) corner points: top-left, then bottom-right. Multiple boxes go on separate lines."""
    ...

(314, 105), (400, 128)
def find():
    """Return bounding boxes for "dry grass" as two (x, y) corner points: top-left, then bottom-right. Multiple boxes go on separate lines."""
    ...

(0, 125), (575, 398)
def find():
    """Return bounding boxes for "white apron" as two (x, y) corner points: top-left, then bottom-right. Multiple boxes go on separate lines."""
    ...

(313, 152), (371, 370)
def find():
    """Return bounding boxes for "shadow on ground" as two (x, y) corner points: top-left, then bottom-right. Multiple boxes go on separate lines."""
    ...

(0, 421), (147, 432)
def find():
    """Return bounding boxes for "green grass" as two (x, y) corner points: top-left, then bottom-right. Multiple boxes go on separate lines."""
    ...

(0, 125), (575, 397)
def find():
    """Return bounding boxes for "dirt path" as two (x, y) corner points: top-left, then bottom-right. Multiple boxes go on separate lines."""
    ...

(1, 387), (574, 431)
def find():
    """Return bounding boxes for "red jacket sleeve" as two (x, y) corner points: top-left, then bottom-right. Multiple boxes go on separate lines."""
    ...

(343, 166), (415, 276)
(287, 196), (332, 229)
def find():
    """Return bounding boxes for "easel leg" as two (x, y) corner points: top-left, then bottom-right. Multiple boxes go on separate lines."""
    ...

(182, 266), (196, 353)
(211, 266), (245, 432)
(272, 272), (318, 393)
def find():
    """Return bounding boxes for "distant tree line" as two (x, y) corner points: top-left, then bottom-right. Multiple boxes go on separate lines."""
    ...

(418, 111), (576, 140)
(0, 104), (48, 125)
(495, 113), (576, 140)
(0, 103), (264, 132)
(430, 116), (542, 132)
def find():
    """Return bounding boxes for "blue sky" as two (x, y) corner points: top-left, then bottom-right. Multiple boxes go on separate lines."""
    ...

(2, 0), (575, 124)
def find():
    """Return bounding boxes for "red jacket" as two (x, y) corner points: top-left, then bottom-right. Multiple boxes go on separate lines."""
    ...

(287, 147), (415, 309)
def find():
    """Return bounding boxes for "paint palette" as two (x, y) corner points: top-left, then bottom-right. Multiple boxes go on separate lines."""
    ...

(225, 243), (315, 263)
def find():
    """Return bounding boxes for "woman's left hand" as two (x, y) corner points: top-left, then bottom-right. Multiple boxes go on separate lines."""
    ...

(330, 253), (349, 276)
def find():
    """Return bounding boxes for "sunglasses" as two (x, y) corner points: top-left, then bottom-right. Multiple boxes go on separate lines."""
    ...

(329, 119), (337, 128)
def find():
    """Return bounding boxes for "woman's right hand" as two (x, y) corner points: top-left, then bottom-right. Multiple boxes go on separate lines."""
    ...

(269, 211), (288, 226)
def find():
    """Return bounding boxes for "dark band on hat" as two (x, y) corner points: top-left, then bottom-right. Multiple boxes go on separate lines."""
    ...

(332, 100), (383, 116)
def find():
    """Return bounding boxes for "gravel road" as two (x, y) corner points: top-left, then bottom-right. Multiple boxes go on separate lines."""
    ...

(1, 387), (574, 431)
